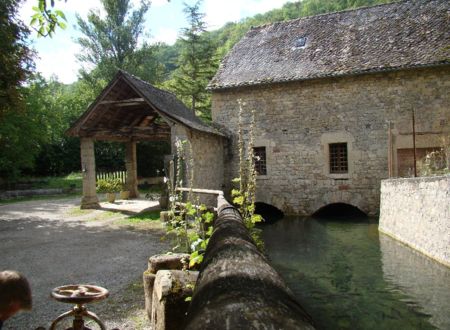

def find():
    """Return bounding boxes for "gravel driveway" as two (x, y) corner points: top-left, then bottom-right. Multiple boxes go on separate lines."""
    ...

(0, 197), (169, 329)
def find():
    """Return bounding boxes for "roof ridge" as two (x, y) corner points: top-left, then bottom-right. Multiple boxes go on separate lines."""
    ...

(250, 0), (409, 31)
(210, 0), (448, 90)
(119, 69), (179, 99)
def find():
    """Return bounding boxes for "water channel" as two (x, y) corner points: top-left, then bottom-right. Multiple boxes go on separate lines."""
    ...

(262, 217), (450, 330)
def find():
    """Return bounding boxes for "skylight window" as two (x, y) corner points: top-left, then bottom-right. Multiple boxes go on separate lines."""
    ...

(294, 36), (307, 48)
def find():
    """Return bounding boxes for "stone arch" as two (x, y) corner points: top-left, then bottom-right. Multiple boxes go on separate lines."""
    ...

(312, 202), (367, 219)
(310, 190), (370, 217)
(255, 202), (284, 223)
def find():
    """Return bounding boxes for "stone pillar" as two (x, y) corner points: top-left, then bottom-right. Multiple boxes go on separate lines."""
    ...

(151, 270), (199, 330)
(80, 138), (99, 209)
(126, 141), (139, 198)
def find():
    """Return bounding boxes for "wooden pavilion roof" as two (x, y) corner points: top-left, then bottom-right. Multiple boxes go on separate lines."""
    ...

(66, 70), (223, 142)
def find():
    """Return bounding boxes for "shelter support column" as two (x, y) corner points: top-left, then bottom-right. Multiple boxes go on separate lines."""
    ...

(126, 141), (139, 198)
(80, 138), (99, 209)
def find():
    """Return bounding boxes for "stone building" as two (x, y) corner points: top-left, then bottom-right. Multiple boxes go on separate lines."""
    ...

(209, 0), (450, 216)
(67, 70), (225, 208)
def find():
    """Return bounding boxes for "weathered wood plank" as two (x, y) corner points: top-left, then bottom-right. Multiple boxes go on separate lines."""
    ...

(99, 98), (145, 106)
(78, 126), (171, 141)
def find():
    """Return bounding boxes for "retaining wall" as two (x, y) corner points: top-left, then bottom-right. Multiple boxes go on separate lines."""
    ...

(379, 175), (450, 267)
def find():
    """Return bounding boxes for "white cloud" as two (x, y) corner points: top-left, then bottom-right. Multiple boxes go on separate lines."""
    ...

(151, 0), (169, 7)
(203, 0), (292, 29)
(150, 27), (179, 45)
(34, 38), (82, 84)
(62, 0), (101, 17)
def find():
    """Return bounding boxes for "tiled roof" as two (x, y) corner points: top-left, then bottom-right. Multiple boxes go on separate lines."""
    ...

(120, 71), (224, 136)
(209, 0), (449, 90)
(67, 70), (224, 138)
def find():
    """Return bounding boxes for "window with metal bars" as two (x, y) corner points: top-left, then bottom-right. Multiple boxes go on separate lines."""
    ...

(253, 147), (267, 175)
(329, 143), (348, 173)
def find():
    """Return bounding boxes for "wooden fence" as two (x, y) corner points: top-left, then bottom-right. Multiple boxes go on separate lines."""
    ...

(96, 171), (127, 184)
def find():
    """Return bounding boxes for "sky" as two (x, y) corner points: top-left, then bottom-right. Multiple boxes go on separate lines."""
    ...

(19, 0), (292, 84)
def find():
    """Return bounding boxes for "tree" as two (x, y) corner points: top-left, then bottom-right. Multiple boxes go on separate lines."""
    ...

(168, 0), (217, 120)
(30, 0), (67, 37)
(76, 0), (151, 83)
(0, 75), (53, 180)
(0, 0), (34, 119)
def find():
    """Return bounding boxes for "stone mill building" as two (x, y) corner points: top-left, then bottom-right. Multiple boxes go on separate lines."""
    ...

(71, 0), (449, 216)
(209, 0), (449, 216)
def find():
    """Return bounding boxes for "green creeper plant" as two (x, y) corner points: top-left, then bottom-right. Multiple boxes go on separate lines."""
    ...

(231, 100), (263, 250)
(165, 138), (214, 268)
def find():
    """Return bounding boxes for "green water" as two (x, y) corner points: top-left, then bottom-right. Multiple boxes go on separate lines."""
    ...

(262, 217), (450, 330)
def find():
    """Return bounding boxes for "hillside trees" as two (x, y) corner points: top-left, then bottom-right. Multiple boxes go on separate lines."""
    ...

(0, 0), (34, 119)
(0, 0), (38, 179)
(168, 0), (217, 120)
(76, 0), (164, 90)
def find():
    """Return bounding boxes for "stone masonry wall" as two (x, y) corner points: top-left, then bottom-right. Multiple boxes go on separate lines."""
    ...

(171, 124), (225, 206)
(379, 175), (450, 267)
(212, 66), (450, 216)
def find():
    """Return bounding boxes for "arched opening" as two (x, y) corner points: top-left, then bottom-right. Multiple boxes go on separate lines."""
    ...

(312, 203), (367, 220)
(255, 202), (284, 224)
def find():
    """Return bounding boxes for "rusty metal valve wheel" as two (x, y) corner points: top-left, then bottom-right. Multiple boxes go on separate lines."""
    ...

(50, 285), (109, 330)
(51, 284), (109, 304)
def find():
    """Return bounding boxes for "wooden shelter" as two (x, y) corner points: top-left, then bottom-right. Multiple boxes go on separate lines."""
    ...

(67, 70), (223, 209)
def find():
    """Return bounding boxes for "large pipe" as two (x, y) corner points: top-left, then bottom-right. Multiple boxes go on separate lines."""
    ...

(184, 197), (315, 329)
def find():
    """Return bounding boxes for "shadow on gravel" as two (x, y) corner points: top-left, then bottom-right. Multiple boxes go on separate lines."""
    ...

(0, 214), (169, 330)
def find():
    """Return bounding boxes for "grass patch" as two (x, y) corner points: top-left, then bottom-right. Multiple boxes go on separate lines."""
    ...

(87, 211), (120, 222)
(32, 172), (83, 190)
(66, 207), (93, 217)
(129, 210), (160, 221)
(114, 210), (163, 229)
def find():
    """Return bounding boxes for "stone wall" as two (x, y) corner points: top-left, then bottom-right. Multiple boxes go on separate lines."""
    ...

(379, 234), (450, 329)
(379, 175), (450, 267)
(211, 66), (450, 216)
(171, 124), (225, 206)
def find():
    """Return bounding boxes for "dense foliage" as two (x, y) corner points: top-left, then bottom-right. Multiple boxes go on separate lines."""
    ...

(167, 1), (218, 120)
(1, 0), (393, 181)
(0, 0), (35, 179)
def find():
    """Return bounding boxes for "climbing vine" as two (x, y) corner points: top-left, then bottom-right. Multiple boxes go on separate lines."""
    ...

(231, 100), (264, 249)
(165, 138), (214, 268)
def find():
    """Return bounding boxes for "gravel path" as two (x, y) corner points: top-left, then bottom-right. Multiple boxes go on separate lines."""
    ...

(0, 197), (169, 329)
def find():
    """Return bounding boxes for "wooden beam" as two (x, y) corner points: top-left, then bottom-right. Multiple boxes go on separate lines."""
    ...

(99, 98), (145, 107)
(79, 126), (171, 141)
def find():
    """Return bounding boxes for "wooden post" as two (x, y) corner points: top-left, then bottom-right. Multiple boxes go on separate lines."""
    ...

(80, 138), (99, 209)
(125, 141), (139, 198)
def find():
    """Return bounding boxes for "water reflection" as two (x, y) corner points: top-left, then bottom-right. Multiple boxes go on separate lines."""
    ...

(380, 234), (450, 330)
(262, 217), (450, 330)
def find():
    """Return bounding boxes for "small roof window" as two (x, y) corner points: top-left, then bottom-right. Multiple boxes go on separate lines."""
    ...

(294, 36), (307, 48)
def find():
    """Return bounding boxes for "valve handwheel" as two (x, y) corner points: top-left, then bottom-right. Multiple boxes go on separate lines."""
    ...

(50, 284), (109, 330)
(52, 284), (109, 304)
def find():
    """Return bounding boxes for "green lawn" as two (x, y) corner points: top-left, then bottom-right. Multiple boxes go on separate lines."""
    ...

(32, 172), (83, 190)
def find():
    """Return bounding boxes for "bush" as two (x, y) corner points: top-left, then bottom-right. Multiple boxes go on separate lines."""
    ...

(96, 178), (122, 193)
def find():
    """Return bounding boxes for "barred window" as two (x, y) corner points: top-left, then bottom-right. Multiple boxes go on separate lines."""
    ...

(329, 143), (348, 173)
(253, 147), (267, 175)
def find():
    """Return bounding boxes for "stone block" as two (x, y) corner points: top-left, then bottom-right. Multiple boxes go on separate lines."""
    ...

(151, 270), (198, 330)
(148, 253), (190, 274)
(144, 253), (191, 321)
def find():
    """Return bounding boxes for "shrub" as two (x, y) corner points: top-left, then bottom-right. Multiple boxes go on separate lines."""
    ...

(96, 178), (122, 193)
